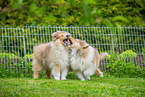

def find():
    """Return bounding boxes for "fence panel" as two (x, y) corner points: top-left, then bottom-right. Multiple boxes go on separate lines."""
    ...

(0, 26), (145, 77)
(115, 27), (145, 67)
(24, 26), (113, 71)
(0, 27), (26, 77)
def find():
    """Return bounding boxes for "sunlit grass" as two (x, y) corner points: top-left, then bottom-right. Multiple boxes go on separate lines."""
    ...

(0, 73), (144, 97)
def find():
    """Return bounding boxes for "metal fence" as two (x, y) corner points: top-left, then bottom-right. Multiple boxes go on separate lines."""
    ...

(0, 26), (145, 76)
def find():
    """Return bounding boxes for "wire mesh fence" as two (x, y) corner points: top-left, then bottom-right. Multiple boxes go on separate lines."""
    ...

(0, 26), (145, 77)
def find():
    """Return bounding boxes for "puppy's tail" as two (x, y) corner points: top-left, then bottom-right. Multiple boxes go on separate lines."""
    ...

(100, 52), (108, 60)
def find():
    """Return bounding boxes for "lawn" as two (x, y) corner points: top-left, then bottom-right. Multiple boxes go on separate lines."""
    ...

(0, 73), (145, 97)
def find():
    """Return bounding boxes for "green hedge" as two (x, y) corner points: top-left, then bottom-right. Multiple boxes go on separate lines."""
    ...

(0, 51), (145, 78)
(0, 0), (145, 27)
(107, 50), (145, 78)
(0, 53), (46, 78)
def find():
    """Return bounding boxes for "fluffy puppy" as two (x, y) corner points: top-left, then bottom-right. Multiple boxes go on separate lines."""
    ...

(70, 39), (108, 81)
(32, 31), (73, 80)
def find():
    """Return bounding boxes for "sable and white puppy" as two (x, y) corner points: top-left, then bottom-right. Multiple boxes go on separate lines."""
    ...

(70, 39), (108, 81)
(32, 31), (73, 80)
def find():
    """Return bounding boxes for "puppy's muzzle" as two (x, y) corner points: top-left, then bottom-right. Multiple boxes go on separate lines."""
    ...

(63, 36), (73, 47)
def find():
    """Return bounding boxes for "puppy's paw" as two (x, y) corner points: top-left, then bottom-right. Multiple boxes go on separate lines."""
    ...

(54, 77), (60, 80)
(87, 77), (90, 80)
(99, 72), (103, 77)
(104, 52), (108, 56)
(61, 78), (66, 80)
(81, 79), (85, 81)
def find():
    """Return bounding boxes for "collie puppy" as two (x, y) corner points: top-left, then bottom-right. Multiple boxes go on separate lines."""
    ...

(32, 31), (73, 80)
(70, 39), (108, 81)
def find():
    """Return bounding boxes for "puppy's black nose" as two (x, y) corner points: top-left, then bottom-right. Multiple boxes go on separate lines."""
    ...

(66, 35), (70, 38)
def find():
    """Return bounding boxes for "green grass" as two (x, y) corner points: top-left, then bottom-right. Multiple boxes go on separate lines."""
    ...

(0, 73), (145, 97)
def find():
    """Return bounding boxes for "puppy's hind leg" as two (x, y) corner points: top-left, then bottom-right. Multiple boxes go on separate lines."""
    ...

(32, 60), (43, 79)
(33, 71), (40, 79)
(95, 68), (103, 77)
(52, 65), (60, 80)
(45, 69), (52, 79)
(75, 71), (85, 81)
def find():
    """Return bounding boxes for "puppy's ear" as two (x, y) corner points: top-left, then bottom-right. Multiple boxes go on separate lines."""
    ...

(80, 40), (89, 49)
(78, 40), (88, 49)
(83, 44), (89, 49)
(75, 39), (79, 42)
(51, 32), (58, 41)
(51, 32), (56, 37)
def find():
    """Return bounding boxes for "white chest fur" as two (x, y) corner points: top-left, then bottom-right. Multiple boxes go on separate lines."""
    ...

(70, 47), (96, 74)
(49, 42), (69, 68)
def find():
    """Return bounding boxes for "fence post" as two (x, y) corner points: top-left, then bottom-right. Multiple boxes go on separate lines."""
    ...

(0, 35), (1, 53)
(110, 27), (115, 53)
(0, 27), (2, 53)
(22, 27), (28, 73)
(114, 27), (118, 52)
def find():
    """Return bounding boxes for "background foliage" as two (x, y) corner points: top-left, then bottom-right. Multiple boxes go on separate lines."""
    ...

(0, 0), (145, 27)
(106, 50), (145, 78)
(0, 50), (145, 78)
(0, 0), (145, 78)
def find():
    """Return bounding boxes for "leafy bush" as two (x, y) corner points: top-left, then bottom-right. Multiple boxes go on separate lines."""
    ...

(119, 50), (137, 58)
(23, 54), (33, 59)
(107, 50), (145, 78)
(0, 53), (46, 78)
(0, 53), (22, 59)
(0, 53), (25, 77)
(0, 0), (145, 27)
(0, 53), (24, 66)
(0, 52), (144, 78)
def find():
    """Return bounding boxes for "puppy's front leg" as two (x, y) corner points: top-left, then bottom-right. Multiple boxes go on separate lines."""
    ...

(52, 65), (60, 80)
(61, 67), (69, 80)
(83, 69), (91, 80)
(75, 71), (85, 81)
